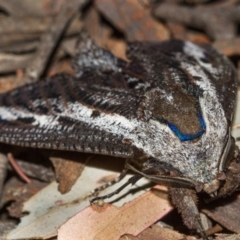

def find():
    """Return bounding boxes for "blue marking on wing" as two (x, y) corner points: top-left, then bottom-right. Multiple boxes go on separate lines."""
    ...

(167, 113), (206, 141)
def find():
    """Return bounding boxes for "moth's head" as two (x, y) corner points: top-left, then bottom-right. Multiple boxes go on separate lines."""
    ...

(202, 136), (240, 199)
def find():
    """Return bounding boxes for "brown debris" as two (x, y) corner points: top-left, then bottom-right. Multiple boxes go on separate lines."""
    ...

(0, 222), (16, 239)
(0, 16), (83, 52)
(0, 52), (35, 74)
(50, 152), (90, 194)
(121, 224), (185, 240)
(215, 234), (240, 240)
(0, 0), (68, 17)
(202, 194), (240, 234)
(2, 177), (47, 218)
(95, 0), (170, 41)
(213, 38), (240, 56)
(153, 2), (240, 40)
(25, 0), (88, 83)
(16, 159), (55, 183)
(205, 224), (224, 238)
(0, 154), (8, 202)
(83, 5), (127, 59)
(0, 75), (27, 94)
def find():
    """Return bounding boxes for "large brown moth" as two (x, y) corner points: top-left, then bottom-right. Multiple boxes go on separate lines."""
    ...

(0, 37), (239, 239)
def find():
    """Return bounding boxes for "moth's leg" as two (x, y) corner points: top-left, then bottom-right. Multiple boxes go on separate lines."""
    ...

(90, 175), (142, 203)
(169, 187), (208, 240)
(92, 159), (130, 195)
(90, 159), (142, 203)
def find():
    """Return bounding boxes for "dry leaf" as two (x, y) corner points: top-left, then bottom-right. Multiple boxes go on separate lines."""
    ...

(122, 224), (185, 240)
(202, 194), (240, 233)
(215, 234), (240, 240)
(6, 156), (151, 239)
(0, 0), (67, 17)
(50, 152), (90, 194)
(3, 177), (47, 218)
(58, 185), (173, 240)
(95, 0), (169, 41)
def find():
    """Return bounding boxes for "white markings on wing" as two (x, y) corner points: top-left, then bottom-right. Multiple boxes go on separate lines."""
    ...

(177, 42), (229, 181)
(0, 106), (58, 127)
(0, 41), (232, 184)
(183, 41), (219, 75)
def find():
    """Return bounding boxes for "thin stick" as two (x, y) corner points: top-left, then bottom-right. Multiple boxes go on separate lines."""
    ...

(205, 224), (223, 236)
(7, 153), (31, 183)
(232, 123), (240, 129)
(0, 154), (8, 203)
(25, 0), (88, 83)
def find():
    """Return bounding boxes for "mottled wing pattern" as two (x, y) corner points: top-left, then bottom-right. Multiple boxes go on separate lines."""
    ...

(126, 40), (238, 125)
(0, 73), (142, 157)
(0, 38), (237, 161)
(197, 44), (238, 125)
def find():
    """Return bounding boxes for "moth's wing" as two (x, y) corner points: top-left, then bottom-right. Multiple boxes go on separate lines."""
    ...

(179, 41), (238, 126)
(72, 34), (150, 92)
(126, 40), (238, 125)
(72, 33), (121, 79)
(196, 43), (238, 125)
(0, 74), (143, 158)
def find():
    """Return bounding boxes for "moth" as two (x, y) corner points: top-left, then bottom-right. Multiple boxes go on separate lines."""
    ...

(0, 36), (239, 239)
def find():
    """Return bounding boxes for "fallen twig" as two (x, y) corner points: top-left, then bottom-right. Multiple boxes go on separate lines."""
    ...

(0, 153), (8, 204)
(25, 0), (89, 83)
(7, 153), (31, 184)
(153, 2), (240, 40)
